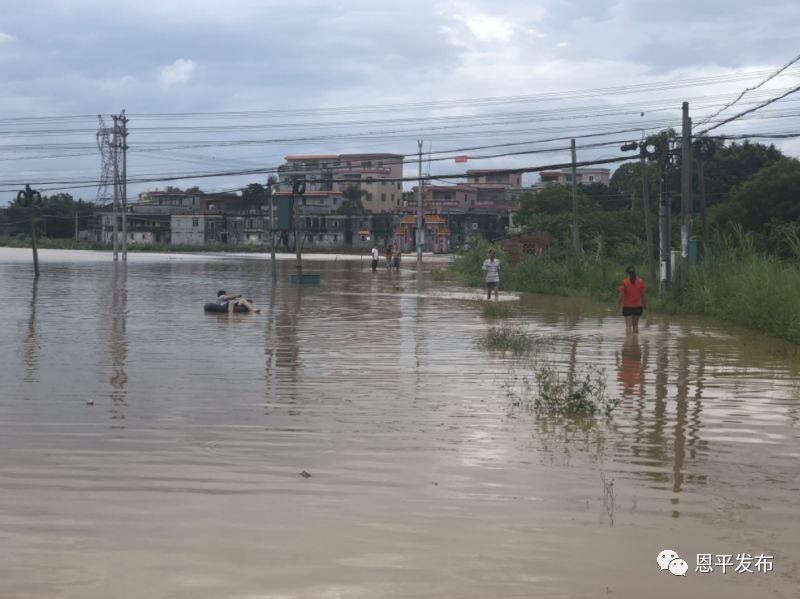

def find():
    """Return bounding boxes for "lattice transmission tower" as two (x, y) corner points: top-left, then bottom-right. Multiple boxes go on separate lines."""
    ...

(96, 115), (115, 205)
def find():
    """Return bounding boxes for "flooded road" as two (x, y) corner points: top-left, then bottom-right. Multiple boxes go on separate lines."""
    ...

(1, 247), (799, 598)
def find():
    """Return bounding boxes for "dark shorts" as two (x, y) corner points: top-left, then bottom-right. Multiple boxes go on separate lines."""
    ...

(393, 258), (400, 268)
(487, 281), (500, 290)
(371, 259), (378, 270)
(622, 306), (643, 316)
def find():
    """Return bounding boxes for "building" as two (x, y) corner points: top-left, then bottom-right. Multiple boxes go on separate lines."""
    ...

(277, 153), (404, 214)
(394, 214), (450, 253)
(536, 167), (611, 188)
(406, 168), (525, 246)
(171, 214), (244, 245)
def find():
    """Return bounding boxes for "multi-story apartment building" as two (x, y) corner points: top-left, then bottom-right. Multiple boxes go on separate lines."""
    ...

(535, 167), (611, 188)
(276, 153), (404, 214)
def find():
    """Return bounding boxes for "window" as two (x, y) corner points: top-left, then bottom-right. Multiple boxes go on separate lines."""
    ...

(391, 194), (394, 202)
(588, 175), (595, 182)
(367, 193), (373, 202)
(397, 182), (401, 190)
(381, 193), (386, 202)
(192, 218), (199, 227)
(319, 234), (323, 241)
(378, 161), (383, 167)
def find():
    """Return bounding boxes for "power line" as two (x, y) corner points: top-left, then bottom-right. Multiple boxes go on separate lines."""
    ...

(696, 52), (800, 127)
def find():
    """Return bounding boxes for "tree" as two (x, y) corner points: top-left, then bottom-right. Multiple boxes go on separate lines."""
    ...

(337, 184), (366, 216)
(516, 184), (587, 227)
(185, 185), (203, 194)
(165, 186), (182, 193)
(702, 141), (784, 207)
(727, 158), (800, 231)
(241, 183), (265, 208)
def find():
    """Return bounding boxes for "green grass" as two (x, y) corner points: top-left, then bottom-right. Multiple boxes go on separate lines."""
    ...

(478, 324), (540, 355)
(481, 301), (513, 319)
(454, 238), (632, 302)
(457, 231), (800, 344)
(675, 228), (800, 343)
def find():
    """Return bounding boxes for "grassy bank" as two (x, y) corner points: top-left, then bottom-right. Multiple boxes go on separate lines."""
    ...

(456, 234), (800, 343)
(454, 238), (631, 302)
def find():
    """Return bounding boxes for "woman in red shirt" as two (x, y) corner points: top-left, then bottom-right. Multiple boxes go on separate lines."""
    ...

(616, 265), (646, 335)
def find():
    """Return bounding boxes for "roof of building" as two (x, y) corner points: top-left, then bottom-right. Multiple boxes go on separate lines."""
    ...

(339, 153), (404, 159)
(284, 154), (339, 160)
(274, 191), (342, 196)
(466, 169), (518, 174)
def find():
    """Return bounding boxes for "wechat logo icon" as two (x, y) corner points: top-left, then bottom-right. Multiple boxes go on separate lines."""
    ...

(657, 549), (688, 577)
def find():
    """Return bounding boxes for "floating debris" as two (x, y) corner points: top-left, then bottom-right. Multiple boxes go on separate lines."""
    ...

(299, 470), (312, 478)
(85, 400), (95, 406)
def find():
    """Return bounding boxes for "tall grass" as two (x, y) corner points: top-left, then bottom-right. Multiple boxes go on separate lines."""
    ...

(454, 238), (636, 301)
(457, 228), (800, 343)
(680, 226), (800, 342)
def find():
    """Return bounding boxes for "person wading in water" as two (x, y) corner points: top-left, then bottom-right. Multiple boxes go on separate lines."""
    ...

(616, 266), (646, 335)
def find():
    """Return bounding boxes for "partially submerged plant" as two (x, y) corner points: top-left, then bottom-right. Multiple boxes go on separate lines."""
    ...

(481, 301), (512, 319)
(479, 324), (547, 355)
(504, 359), (619, 419)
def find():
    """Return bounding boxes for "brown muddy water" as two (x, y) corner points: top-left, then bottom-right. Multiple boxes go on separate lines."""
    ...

(1, 247), (799, 599)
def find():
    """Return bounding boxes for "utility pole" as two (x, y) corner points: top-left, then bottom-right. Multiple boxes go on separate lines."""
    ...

(570, 138), (580, 253)
(658, 132), (671, 294)
(17, 185), (41, 276)
(641, 141), (656, 288)
(292, 178), (306, 281)
(679, 103), (692, 288)
(75, 212), (79, 241)
(697, 153), (709, 253)
(268, 180), (276, 281)
(120, 110), (128, 261)
(111, 115), (119, 261)
(416, 139), (423, 263)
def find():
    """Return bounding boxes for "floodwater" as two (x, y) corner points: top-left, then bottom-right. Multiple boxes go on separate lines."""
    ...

(1, 247), (799, 599)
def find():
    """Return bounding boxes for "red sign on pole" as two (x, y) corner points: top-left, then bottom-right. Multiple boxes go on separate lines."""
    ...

(454, 155), (468, 163)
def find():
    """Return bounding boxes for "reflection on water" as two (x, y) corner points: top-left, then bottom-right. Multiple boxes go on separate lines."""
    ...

(0, 249), (798, 599)
(22, 276), (40, 384)
(109, 263), (128, 426)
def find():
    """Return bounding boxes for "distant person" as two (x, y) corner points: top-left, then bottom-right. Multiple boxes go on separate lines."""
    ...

(371, 245), (380, 272)
(616, 266), (646, 334)
(392, 244), (401, 269)
(482, 248), (501, 301)
(385, 247), (393, 270)
(216, 290), (260, 315)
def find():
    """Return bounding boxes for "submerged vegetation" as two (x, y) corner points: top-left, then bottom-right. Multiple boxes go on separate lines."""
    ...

(480, 301), (512, 319)
(505, 360), (618, 418)
(478, 324), (540, 355)
(480, 324), (619, 418)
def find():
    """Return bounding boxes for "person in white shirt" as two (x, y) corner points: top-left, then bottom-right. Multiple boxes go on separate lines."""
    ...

(482, 249), (501, 301)
(371, 246), (379, 271)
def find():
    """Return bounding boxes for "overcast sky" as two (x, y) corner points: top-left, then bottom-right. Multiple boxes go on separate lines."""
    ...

(1, 0), (799, 203)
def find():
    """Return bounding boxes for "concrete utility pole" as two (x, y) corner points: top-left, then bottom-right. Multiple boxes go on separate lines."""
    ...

(112, 115), (119, 261)
(17, 184), (41, 276)
(641, 141), (656, 288)
(416, 139), (423, 263)
(75, 212), (79, 241)
(119, 111), (129, 261)
(697, 152), (709, 252)
(658, 132), (671, 294)
(292, 178), (306, 281)
(268, 181), (276, 281)
(679, 103), (692, 288)
(570, 138), (580, 253)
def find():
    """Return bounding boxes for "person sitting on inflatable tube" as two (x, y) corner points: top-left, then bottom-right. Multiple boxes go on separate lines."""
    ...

(215, 290), (261, 315)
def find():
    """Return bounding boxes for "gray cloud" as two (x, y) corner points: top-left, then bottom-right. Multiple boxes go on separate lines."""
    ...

(0, 0), (798, 202)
